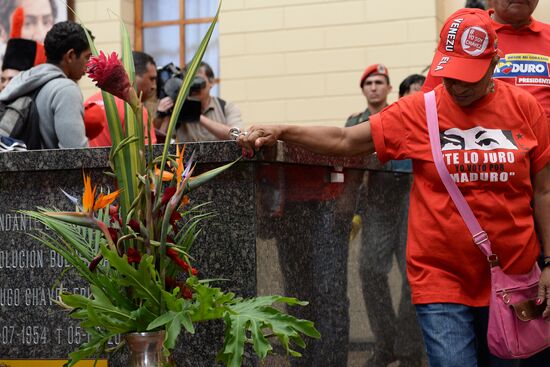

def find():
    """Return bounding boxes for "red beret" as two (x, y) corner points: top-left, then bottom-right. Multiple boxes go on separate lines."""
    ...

(360, 64), (389, 87)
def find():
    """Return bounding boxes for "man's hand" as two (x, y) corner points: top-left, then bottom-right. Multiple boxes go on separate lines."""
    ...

(157, 96), (174, 114)
(236, 125), (281, 156)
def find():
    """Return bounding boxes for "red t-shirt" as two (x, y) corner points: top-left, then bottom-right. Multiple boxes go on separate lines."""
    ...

(491, 17), (550, 119)
(370, 79), (550, 306)
(423, 14), (550, 119)
(84, 92), (157, 147)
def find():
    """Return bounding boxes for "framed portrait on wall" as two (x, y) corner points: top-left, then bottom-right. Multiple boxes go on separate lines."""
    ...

(0, 0), (74, 69)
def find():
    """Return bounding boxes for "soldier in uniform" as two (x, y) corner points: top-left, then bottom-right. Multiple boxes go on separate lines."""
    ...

(346, 65), (425, 367)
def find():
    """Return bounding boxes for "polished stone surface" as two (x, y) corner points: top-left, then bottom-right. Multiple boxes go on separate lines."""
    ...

(0, 141), (415, 366)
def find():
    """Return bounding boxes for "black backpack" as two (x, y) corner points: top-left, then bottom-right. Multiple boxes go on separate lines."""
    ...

(0, 84), (49, 150)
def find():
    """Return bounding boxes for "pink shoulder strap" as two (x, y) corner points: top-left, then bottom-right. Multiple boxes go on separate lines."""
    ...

(423, 91), (493, 258)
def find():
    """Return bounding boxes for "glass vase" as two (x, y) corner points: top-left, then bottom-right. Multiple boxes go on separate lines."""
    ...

(125, 331), (172, 367)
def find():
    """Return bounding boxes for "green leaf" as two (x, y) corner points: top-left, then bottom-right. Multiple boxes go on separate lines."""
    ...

(179, 311), (195, 334)
(165, 312), (183, 349)
(100, 245), (162, 309)
(109, 135), (139, 162)
(131, 304), (159, 330)
(160, 288), (185, 313)
(217, 296), (320, 365)
(185, 159), (241, 194)
(218, 313), (247, 367)
(89, 285), (113, 308)
(189, 280), (232, 322)
(95, 273), (135, 310)
(249, 319), (272, 358)
(87, 305), (134, 334)
(61, 293), (91, 309)
(147, 311), (178, 331)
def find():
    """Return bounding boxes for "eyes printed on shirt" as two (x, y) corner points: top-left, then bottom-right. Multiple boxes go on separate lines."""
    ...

(440, 126), (518, 151)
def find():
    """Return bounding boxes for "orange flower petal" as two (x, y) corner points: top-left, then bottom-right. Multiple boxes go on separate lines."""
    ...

(176, 145), (184, 187)
(93, 190), (120, 211)
(82, 174), (96, 213)
(154, 166), (174, 182)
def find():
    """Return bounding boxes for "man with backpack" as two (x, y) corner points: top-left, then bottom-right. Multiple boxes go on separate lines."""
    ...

(0, 21), (91, 149)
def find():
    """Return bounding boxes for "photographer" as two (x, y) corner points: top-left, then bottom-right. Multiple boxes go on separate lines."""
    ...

(155, 61), (243, 142)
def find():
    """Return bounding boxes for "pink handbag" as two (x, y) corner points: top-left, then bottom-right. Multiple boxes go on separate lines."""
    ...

(424, 90), (550, 359)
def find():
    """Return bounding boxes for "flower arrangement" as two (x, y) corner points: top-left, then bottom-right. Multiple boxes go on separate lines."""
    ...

(22, 3), (319, 366)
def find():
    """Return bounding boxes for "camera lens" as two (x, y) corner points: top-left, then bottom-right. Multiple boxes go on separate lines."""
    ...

(163, 77), (183, 102)
(190, 76), (207, 93)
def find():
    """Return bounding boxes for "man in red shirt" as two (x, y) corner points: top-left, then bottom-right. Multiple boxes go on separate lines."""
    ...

(84, 51), (157, 146)
(424, 1), (550, 119)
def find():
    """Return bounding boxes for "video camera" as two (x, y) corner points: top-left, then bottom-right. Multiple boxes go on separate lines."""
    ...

(157, 63), (205, 125)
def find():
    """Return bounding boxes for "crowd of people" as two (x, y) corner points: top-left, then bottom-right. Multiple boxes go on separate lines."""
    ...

(0, 0), (548, 366)
(0, 4), (242, 149)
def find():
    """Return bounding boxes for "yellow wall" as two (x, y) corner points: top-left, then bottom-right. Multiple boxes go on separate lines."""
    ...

(219, 0), (439, 127)
(73, 0), (550, 127)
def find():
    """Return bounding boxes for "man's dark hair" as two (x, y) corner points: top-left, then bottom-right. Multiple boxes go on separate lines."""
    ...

(132, 51), (156, 76)
(44, 21), (91, 64)
(0, 0), (59, 39)
(199, 61), (214, 81)
(398, 74), (426, 98)
(465, 0), (486, 10)
(183, 61), (215, 81)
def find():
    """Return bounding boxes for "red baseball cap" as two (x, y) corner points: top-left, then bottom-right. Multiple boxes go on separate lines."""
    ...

(360, 64), (389, 87)
(430, 8), (501, 83)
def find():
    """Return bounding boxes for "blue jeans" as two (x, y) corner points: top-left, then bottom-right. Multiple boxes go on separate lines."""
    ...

(416, 303), (521, 367)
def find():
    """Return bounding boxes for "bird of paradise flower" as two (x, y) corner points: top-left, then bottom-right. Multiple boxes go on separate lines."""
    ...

(20, 1), (320, 366)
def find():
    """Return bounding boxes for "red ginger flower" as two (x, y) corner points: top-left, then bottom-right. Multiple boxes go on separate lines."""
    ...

(109, 205), (121, 225)
(87, 51), (139, 108)
(182, 286), (193, 300)
(161, 187), (176, 206)
(88, 254), (103, 271)
(128, 219), (141, 233)
(170, 210), (182, 226)
(127, 248), (141, 264)
(165, 277), (193, 299)
(167, 248), (194, 273)
(107, 227), (119, 243)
